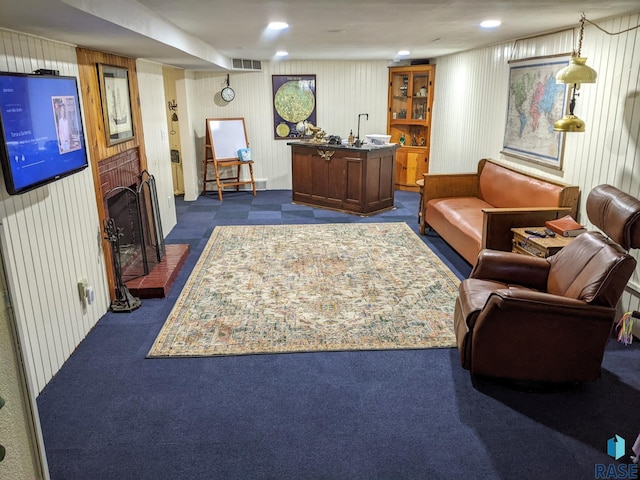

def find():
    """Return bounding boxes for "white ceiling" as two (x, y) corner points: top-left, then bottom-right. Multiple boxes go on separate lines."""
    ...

(1, 0), (639, 70)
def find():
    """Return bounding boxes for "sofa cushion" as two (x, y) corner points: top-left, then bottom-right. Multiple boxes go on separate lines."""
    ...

(426, 196), (492, 264)
(478, 161), (564, 208)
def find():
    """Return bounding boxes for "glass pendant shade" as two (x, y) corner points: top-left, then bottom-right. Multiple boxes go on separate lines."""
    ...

(555, 57), (597, 86)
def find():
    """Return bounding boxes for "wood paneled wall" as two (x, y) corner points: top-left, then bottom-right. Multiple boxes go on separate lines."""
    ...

(76, 47), (148, 297)
(429, 13), (640, 335)
(0, 31), (110, 394)
(0, 34), (176, 395)
(184, 60), (389, 193)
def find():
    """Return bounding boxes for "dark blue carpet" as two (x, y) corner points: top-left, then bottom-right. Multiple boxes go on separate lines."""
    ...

(37, 190), (640, 480)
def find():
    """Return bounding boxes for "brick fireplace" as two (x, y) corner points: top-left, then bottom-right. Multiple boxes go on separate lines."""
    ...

(99, 148), (189, 299)
(99, 149), (142, 199)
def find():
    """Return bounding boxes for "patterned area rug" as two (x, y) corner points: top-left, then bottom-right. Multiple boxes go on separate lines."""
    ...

(148, 223), (460, 357)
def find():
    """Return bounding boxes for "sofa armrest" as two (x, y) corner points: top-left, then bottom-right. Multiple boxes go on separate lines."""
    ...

(422, 172), (478, 204)
(481, 207), (572, 252)
(558, 185), (580, 220)
(470, 250), (550, 290)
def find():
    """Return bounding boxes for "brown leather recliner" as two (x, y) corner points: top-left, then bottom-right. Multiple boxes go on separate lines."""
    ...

(454, 184), (640, 383)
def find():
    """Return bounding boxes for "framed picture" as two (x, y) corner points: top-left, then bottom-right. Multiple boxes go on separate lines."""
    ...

(98, 64), (135, 146)
(272, 74), (316, 139)
(501, 54), (571, 170)
(51, 95), (82, 154)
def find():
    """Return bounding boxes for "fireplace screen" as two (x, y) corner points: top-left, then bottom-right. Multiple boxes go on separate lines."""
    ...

(104, 170), (165, 284)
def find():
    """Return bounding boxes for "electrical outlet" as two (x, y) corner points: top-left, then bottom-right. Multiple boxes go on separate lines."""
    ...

(85, 286), (95, 305)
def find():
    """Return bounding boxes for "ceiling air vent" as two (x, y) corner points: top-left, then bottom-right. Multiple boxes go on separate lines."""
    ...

(232, 59), (262, 71)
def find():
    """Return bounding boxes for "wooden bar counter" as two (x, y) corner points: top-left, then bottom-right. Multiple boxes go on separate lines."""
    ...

(288, 141), (397, 216)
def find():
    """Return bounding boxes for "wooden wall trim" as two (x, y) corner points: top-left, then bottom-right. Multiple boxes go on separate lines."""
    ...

(76, 47), (148, 299)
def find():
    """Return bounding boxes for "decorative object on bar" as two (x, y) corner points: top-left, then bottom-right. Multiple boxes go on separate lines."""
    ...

(554, 14), (597, 133)
(296, 120), (310, 138)
(307, 124), (326, 143)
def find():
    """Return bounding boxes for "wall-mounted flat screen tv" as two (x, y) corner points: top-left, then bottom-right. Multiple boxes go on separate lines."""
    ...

(0, 71), (89, 195)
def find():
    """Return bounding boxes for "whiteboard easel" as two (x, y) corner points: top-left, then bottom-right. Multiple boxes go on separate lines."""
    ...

(203, 117), (256, 200)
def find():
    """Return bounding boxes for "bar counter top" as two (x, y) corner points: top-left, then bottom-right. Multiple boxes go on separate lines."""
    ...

(286, 140), (398, 151)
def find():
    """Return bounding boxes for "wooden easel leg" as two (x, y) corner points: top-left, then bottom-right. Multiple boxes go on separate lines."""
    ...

(202, 159), (208, 195)
(248, 162), (256, 196)
(235, 165), (241, 192)
(214, 164), (224, 201)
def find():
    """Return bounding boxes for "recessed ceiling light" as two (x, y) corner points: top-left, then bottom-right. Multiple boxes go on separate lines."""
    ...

(275, 51), (289, 57)
(397, 50), (410, 56)
(268, 21), (289, 31)
(480, 20), (501, 29)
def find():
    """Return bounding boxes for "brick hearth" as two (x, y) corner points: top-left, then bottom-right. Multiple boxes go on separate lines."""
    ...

(125, 244), (190, 298)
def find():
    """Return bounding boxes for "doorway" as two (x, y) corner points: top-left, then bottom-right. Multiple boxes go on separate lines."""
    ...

(162, 66), (185, 196)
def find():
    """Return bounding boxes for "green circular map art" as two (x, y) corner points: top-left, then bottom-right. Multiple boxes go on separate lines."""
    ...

(274, 81), (315, 123)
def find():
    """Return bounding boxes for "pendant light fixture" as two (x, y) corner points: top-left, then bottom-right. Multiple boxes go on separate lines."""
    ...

(554, 14), (597, 133)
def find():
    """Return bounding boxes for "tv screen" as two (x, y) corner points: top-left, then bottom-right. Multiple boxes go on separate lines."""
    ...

(0, 71), (89, 195)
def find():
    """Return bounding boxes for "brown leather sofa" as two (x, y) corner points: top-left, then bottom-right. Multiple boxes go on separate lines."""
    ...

(420, 159), (580, 264)
(454, 184), (640, 383)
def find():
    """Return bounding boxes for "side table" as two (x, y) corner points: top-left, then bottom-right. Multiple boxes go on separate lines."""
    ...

(511, 227), (574, 258)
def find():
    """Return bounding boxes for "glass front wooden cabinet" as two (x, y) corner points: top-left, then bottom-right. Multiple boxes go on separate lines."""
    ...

(387, 65), (435, 191)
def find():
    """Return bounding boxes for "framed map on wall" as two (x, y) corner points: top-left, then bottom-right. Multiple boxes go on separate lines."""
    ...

(501, 54), (571, 170)
(272, 75), (316, 140)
